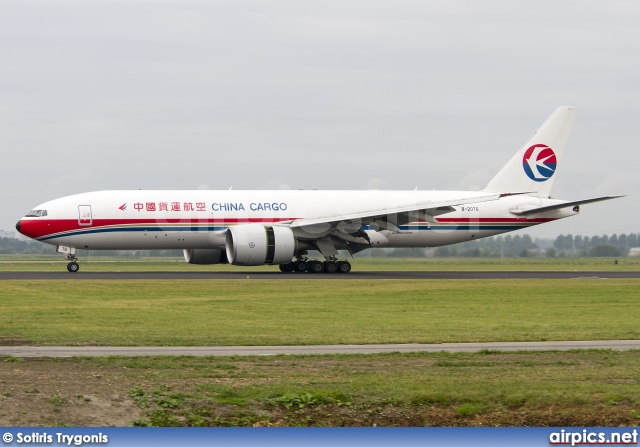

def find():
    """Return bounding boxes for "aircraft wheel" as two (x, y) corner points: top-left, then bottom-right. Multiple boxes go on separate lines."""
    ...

(67, 262), (80, 273)
(279, 262), (295, 273)
(307, 260), (324, 273)
(337, 261), (351, 273)
(293, 260), (307, 272)
(323, 261), (337, 273)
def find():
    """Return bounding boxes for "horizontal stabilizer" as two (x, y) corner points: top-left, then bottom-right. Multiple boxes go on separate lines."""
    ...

(510, 196), (624, 216)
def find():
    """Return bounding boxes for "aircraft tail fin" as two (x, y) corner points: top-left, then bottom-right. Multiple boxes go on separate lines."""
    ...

(483, 106), (578, 198)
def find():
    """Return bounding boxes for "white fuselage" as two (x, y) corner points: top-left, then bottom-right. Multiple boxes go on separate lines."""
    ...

(18, 189), (574, 251)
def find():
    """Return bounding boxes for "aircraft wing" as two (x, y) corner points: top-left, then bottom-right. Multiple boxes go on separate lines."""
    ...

(510, 196), (624, 216)
(287, 192), (504, 230)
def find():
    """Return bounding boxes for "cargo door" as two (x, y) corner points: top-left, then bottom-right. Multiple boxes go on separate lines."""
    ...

(78, 205), (92, 226)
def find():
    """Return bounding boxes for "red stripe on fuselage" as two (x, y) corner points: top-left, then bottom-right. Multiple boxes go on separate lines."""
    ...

(18, 218), (299, 240)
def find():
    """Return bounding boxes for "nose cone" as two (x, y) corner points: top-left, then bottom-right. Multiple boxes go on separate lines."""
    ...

(15, 218), (46, 240)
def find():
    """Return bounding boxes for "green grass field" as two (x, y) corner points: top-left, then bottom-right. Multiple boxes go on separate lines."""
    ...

(113, 350), (640, 426)
(2, 257), (640, 427)
(1, 279), (638, 346)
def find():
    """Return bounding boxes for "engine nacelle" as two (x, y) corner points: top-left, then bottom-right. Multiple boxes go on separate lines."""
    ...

(183, 249), (228, 265)
(225, 224), (295, 266)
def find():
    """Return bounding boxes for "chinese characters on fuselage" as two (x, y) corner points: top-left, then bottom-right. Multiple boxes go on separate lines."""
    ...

(130, 202), (288, 212)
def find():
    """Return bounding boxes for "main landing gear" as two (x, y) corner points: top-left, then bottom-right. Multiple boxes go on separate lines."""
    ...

(278, 258), (352, 274)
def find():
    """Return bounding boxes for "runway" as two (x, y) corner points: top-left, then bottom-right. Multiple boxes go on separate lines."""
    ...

(2, 340), (640, 357)
(1, 270), (639, 280)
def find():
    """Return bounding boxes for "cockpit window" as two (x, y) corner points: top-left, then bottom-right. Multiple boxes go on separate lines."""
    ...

(26, 210), (47, 217)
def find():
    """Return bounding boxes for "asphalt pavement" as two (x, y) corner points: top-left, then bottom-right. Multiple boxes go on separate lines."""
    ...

(2, 340), (640, 357)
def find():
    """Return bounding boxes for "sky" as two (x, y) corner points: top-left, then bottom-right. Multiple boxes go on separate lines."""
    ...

(1, 0), (638, 239)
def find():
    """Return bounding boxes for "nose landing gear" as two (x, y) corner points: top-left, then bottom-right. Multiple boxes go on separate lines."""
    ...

(67, 260), (80, 273)
(57, 246), (80, 273)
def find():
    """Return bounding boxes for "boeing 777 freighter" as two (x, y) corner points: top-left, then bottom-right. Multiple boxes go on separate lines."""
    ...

(16, 107), (621, 273)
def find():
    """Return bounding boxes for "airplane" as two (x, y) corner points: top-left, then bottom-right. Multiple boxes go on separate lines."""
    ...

(15, 106), (621, 273)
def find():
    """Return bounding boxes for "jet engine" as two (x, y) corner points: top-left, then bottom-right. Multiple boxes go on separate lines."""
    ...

(225, 224), (295, 266)
(183, 249), (228, 264)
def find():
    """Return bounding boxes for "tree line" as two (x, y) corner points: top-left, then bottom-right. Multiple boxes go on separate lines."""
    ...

(0, 237), (181, 257)
(1, 232), (638, 258)
(551, 233), (639, 257)
(379, 232), (639, 258)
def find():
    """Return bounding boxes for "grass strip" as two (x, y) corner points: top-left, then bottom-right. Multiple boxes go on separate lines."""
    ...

(1, 279), (639, 346)
(0, 256), (638, 271)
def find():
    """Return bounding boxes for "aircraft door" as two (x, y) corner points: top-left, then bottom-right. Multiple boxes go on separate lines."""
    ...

(78, 205), (92, 226)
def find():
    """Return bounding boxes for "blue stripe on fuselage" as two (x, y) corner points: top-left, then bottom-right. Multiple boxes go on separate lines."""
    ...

(39, 223), (530, 241)
(39, 226), (228, 241)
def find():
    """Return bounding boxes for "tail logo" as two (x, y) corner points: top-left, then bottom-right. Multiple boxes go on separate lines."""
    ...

(523, 144), (557, 182)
